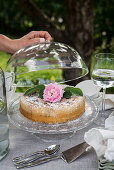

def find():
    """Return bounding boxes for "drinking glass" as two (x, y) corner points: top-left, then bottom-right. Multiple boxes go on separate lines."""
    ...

(0, 67), (9, 160)
(92, 53), (114, 125)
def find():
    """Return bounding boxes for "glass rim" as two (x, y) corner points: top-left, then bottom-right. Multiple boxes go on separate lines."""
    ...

(95, 53), (114, 59)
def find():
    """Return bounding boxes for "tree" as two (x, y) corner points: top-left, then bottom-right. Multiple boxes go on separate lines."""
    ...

(17, 0), (94, 74)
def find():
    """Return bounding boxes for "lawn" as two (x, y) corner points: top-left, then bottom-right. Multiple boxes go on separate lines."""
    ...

(0, 51), (113, 93)
(0, 52), (11, 70)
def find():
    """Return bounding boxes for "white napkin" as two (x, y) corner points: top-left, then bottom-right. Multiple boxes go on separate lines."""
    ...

(76, 80), (114, 110)
(76, 80), (101, 99)
(84, 111), (114, 161)
(105, 94), (114, 110)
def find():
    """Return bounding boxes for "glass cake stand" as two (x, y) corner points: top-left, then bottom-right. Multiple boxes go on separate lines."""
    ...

(8, 95), (99, 141)
(5, 42), (91, 141)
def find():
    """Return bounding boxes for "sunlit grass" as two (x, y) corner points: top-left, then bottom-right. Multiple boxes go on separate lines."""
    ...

(0, 51), (113, 93)
(0, 52), (11, 71)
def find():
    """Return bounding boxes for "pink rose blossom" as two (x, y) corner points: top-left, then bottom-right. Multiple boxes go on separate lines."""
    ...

(43, 83), (64, 103)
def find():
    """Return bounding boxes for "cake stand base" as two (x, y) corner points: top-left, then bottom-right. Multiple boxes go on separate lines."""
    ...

(32, 131), (76, 142)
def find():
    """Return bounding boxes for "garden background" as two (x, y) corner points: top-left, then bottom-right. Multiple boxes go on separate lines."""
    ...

(0, 0), (114, 93)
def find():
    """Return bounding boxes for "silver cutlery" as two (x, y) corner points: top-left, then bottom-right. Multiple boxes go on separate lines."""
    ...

(15, 142), (89, 169)
(16, 154), (61, 169)
(13, 144), (60, 165)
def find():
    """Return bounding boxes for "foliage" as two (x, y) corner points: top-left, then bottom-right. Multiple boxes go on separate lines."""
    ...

(63, 87), (83, 98)
(34, 0), (66, 30)
(0, 0), (114, 53)
(94, 0), (114, 52)
(0, 51), (113, 94)
(0, 0), (114, 51)
(0, 0), (114, 94)
(0, 0), (65, 37)
(0, 52), (10, 70)
(24, 84), (45, 98)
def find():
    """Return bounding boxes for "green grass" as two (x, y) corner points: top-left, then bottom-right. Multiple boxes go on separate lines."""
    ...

(0, 52), (11, 71)
(0, 51), (113, 94)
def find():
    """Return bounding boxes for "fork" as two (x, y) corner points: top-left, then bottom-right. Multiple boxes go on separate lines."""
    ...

(13, 144), (60, 165)
(15, 154), (60, 169)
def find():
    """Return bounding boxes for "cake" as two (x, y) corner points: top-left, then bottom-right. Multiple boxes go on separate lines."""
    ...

(19, 83), (85, 124)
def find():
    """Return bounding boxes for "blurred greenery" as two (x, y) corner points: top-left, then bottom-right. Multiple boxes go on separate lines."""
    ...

(0, 52), (10, 70)
(0, 0), (114, 93)
(0, 0), (66, 37)
(0, 0), (114, 50)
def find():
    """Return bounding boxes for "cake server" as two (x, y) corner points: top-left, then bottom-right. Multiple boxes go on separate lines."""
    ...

(16, 142), (89, 169)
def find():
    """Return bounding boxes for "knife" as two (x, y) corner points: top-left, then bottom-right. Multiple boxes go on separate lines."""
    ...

(16, 142), (89, 169)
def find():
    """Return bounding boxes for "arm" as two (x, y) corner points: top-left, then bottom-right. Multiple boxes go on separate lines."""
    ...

(0, 34), (13, 53)
(0, 31), (52, 54)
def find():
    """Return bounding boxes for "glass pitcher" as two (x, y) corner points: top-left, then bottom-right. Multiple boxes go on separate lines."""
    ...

(0, 67), (9, 160)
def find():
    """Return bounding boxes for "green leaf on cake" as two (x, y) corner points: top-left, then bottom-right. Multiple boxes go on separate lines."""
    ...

(69, 87), (83, 96)
(24, 84), (45, 96)
(63, 86), (83, 98)
(24, 86), (39, 96)
(38, 84), (45, 91)
(24, 84), (83, 100)
(63, 90), (72, 99)
(38, 85), (45, 98)
(39, 91), (44, 99)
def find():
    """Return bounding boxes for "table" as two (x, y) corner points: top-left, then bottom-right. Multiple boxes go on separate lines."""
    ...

(0, 122), (100, 170)
(0, 104), (113, 170)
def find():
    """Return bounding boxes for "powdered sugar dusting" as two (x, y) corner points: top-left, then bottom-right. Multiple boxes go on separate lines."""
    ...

(22, 94), (83, 109)
(8, 96), (98, 134)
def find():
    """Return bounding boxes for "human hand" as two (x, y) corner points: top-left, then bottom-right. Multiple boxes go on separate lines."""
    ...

(11, 31), (52, 53)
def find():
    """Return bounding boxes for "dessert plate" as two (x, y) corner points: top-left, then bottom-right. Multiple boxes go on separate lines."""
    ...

(8, 96), (98, 134)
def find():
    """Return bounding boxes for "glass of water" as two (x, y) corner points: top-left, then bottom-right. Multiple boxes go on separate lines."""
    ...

(0, 67), (9, 160)
(92, 53), (114, 125)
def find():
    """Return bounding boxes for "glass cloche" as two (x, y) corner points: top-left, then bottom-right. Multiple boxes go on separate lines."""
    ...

(5, 42), (88, 98)
(5, 42), (99, 138)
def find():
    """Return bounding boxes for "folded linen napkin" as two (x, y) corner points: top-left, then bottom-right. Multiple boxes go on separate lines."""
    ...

(105, 94), (114, 110)
(84, 111), (114, 161)
(76, 80), (114, 110)
(76, 80), (101, 99)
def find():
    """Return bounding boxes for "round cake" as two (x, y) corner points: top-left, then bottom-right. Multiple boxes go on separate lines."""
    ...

(19, 94), (85, 124)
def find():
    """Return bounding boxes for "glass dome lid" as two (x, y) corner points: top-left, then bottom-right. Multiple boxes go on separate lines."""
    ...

(5, 42), (88, 88)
